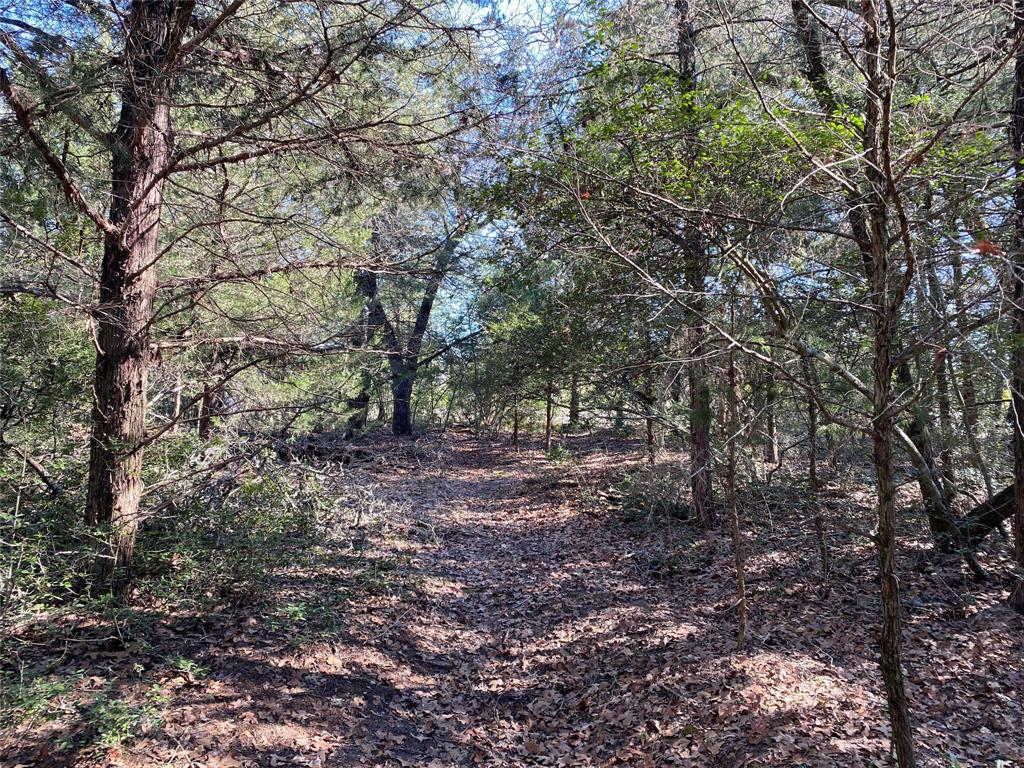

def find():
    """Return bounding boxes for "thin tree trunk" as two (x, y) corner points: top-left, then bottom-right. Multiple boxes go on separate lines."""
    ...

(675, 0), (715, 527)
(512, 391), (520, 450)
(85, 0), (192, 593)
(863, 2), (916, 762)
(763, 365), (778, 464)
(726, 345), (748, 650)
(646, 412), (656, 466)
(948, 360), (994, 498)
(171, 371), (183, 434)
(897, 364), (956, 546)
(1009, 0), (1024, 612)
(343, 370), (372, 439)
(544, 380), (554, 452)
(950, 248), (981, 433)
(802, 356), (829, 594)
(197, 384), (216, 440)
(688, 339), (715, 525)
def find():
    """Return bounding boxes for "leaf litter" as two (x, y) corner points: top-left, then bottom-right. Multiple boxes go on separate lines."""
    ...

(1, 433), (1021, 767)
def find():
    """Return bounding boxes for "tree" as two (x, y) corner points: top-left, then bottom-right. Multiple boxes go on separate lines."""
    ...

(1, 0), (475, 590)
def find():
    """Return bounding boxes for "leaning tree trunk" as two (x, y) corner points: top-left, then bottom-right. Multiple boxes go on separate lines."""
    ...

(85, 0), (190, 593)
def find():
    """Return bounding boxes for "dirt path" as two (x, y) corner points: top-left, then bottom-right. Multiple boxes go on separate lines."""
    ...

(5, 435), (1022, 767)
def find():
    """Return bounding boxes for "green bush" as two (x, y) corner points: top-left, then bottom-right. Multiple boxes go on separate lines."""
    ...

(617, 464), (691, 524)
(135, 454), (330, 604)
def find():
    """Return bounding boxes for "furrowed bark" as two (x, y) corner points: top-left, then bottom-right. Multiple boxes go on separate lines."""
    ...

(86, 0), (194, 593)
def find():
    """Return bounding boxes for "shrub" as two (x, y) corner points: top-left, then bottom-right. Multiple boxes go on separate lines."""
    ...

(617, 465), (691, 524)
(135, 452), (331, 604)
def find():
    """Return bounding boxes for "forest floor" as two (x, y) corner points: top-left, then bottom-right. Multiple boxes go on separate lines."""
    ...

(2, 433), (1023, 767)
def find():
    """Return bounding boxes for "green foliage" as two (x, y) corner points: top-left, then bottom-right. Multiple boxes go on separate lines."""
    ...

(135, 456), (330, 604)
(0, 670), (81, 727)
(547, 443), (573, 464)
(617, 465), (691, 524)
(82, 685), (167, 750)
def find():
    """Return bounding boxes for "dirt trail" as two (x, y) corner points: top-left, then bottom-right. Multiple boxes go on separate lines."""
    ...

(6, 434), (1022, 767)
(328, 437), (686, 767)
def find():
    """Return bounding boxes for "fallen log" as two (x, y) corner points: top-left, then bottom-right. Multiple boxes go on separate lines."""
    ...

(959, 484), (1014, 549)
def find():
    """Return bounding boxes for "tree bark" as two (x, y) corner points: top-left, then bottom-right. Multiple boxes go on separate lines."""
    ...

(897, 364), (956, 547)
(567, 373), (581, 431)
(688, 324), (715, 526)
(802, 355), (829, 593)
(544, 380), (554, 452)
(512, 391), (520, 450)
(862, 2), (917, 762)
(675, 0), (715, 527)
(356, 228), (460, 439)
(85, 0), (193, 593)
(763, 368), (778, 464)
(391, 362), (415, 437)
(959, 485), (1016, 547)
(726, 344), (748, 649)
(1010, 0), (1024, 612)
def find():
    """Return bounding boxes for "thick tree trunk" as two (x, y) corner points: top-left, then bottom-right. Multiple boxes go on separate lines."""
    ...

(567, 373), (581, 431)
(391, 362), (415, 437)
(959, 485), (1015, 547)
(85, 0), (190, 593)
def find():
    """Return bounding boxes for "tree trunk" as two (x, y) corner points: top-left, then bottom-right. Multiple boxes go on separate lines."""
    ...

(763, 370), (778, 464)
(567, 373), (581, 431)
(343, 371), (372, 439)
(862, 2), (916, 762)
(688, 332), (715, 526)
(197, 384), (216, 440)
(544, 381), (554, 452)
(802, 356), (829, 593)
(958, 485), (1016, 546)
(1010, 0), (1024, 612)
(897, 364), (956, 547)
(391, 362), (415, 437)
(512, 392), (520, 450)
(85, 0), (191, 594)
(645, 412), (656, 466)
(726, 346), (748, 649)
(171, 371), (183, 434)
